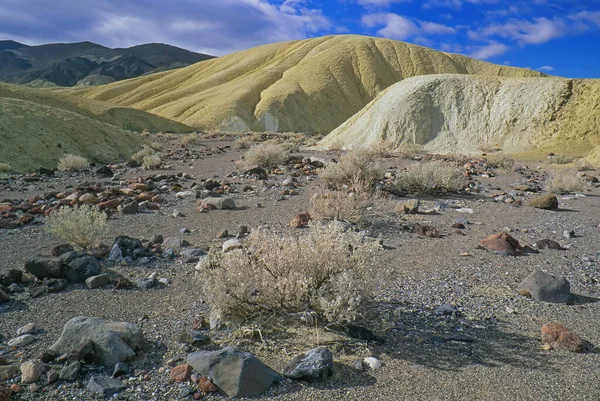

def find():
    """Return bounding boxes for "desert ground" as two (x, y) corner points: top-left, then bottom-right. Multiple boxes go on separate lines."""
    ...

(1, 133), (599, 400)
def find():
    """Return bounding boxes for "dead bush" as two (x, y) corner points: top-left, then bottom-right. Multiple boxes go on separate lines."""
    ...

(142, 154), (162, 170)
(548, 154), (575, 165)
(309, 191), (370, 225)
(545, 170), (587, 194)
(320, 151), (383, 192)
(242, 143), (287, 168)
(182, 133), (199, 146)
(45, 204), (107, 250)
(57, 154), (90, 171)
(485, 154), (515, 171)
(234, 136), (253, 150)
(132, 145), (155, 163)
(200, 222), (382, 324)
(0, 163), (13, 173)
(395, 161), (465, 194)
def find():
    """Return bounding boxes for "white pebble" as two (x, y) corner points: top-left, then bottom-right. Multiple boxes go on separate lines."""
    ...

(363, 357), (382, 370)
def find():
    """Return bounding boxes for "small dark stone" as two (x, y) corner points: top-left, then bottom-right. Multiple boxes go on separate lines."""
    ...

(535, 239), (563, 250)
(95, 166), (113, 178)
(43, 278), (68, 293)
(59, 361), (81, 381)
(283, 347), (333, 382)
(87, 376), (127, 397)
(38, 167), (55, 176)
(112, 363), (129, 378)
(52, 244), (75, 257)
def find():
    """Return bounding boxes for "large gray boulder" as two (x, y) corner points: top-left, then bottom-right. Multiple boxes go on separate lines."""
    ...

(187, 347), (280, 398)
(50, 317), (146, 368)
(24, 256), (64, 279)
(24, 252), (100, 284)
(518, 271), (571, 304)
(283, 347), (333, 381)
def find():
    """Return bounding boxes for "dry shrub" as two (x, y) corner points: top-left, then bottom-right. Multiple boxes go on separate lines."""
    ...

(182, 133), (199, 146)
(57, 154), (90, 171)
(395, 161), (465, 194)
(142, 154), (162, 170)
(545, 170), (587, 194)
(320, 151), (383, 192)
(201, 222), (381, 324)
(309, 191), (370, 225)
(132, 145), (155, 163)
(548, 154), (575, 165)
(0, 163), (12, 173)
(234, 136), (253, 150)
(242, 143), (287, 168)
(485, 154), (515, 171)
(573, 159), (595, 172)
(45, 204), (107, 250)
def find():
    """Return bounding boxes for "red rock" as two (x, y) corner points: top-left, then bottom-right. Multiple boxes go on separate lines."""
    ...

(480, 232), (522, 256)
(137, 192), (154, 201)
(28, 195), (42, 204)
(0, 204), (13, 213)
(28, 207), (43, 215)
(132, 183), (149, 191)
(198, 376), (217, 393)
(541, 323), (585, 352)
(169, 364), (192, 383)
(18, 215), (34, 225)
(290, 213), (312, 228)
(9, 383), (20, 393)
(98, 199), (121, 210)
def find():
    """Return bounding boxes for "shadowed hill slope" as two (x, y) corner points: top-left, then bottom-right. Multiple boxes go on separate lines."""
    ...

(320, 74), (600, 156)
(65, 35), (545, 134)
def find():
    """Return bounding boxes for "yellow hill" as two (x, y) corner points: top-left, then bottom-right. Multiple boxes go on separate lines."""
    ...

(319, 74), (600, 157)
(64, 35), (545, 134)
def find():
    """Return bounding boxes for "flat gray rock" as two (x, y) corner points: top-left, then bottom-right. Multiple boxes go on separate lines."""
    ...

(518, 271), (571, 304)
(187, 347), (280, 398)
(283, 347), (333, 381)
(87, 376), (127, 396)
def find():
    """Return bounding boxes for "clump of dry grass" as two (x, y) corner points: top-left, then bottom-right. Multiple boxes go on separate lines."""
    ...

(45, 205), (107, 250)
(320, 151), (383, 192)
(142, 154), (162, 170)
(545, 170), (587, 194)
(242, 143), (288, 168)
(132, 145), (156, 163)
(485, 154), (515, 171)
(234, 136), (253, 150)
(57, 154), (90, 171)
(200, 222), (382, 324)
(395, 161), (465, 194)
(548, 154), (575, 165)
(309, 190), (370, 225)
(181, 133), (199, 146)
(0, 163), (13, 173)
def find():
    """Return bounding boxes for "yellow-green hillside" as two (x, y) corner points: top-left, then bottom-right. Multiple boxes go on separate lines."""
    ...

(320, 74), (600, 157)
(64, 35), (545, 134)
(0, 82), (194, 133)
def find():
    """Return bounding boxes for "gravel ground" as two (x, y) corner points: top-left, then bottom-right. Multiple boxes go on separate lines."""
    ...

(1, 137), (599, 400)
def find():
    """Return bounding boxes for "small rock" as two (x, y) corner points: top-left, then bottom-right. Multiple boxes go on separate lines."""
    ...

(86, 376), (127, 397)
(16, 323), (36, 336)
(85, 274), (111, 289)
(222, 239), (243, 253)
(518, 271), (571, 304)
(198, 376), (218, 393)
(169, 364), (192, 383)
(0, 365), (18, 381)
(112, 362), (129, 377)
(480, 232), (522, 256)
(8, 334), (35, 348)
(363, 357), (382, 370)
(137, 277), (158, 289)
(95, 165), (113, 178)
(397, 199), (419, 214)
(290, 213), (312, 228)
(52, 244), (75, 257)
(563, 230), (575, 238)
(283, 347), (333, 382)
(47, 368), (59, 383)
(0, 289), (8, 303)
(535, 239), (563, 250)
(20, 359), (45, 384)
(108, 244), (124, 263)
(529, 195), (559, 210)
(198, 197), (236, 210)
(541, 323), (585, 352)
(59, 361), (81, 381)
(120, 200), (139, 214)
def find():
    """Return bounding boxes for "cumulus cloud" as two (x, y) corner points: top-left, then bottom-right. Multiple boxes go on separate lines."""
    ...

(0, 0), (331, 55)
(537, 65), (554, 71)
(362, 12), (456, 40)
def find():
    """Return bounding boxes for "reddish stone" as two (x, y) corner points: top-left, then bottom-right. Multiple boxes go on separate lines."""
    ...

(480, 232), (522, 256)
(28, 207), (43, 215)
(413, 224), (440, 238)
(169, 364), (192, 383)
(0, 204), (13, 213)
(151, 196), (162, 203)
(146, 203), (160, 211)
(198, 376), (217, 393)
(9, 383), (20, 393)
(132, 183), (149, 191)
(289, 213), (312, 228)
(137, 192), (154, 201)
(28, 195), (42, 204)
(98, 199), (121, 210)
(193, 391), (204, 400)
(541, 323), (585, 353)
(18, 214), (34, 225)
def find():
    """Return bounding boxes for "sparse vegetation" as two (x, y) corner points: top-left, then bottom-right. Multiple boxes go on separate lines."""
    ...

(485, 154), (515, 171)
(57, 154), (90, 171)
(242, 143), (288, 168)
(320, 151), (383, 192)
(132, 146), (156, 163)
(548, 154), (575, 165)
(309, 190), (370, 225)
(545, 170), (587, 194)
(45, 205), (107, 250)
(181, 133), (199, 146)
(0, 163), (13, 173)
(395, 161), (465, 194)
(200, 222), (381, 324)
(142, 154), (162, 170)
(234, 136), (253, 150)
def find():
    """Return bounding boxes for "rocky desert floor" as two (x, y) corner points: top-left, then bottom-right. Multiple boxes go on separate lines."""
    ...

(1, 134), (600, 401)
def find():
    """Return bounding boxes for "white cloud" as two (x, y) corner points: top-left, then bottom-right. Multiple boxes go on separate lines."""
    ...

(362, 12), (456, 40)
(469, 42), (510, 59)
(537, 65), (554, 71)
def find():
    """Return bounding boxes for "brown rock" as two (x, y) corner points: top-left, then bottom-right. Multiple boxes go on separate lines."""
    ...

(412, 224), (439, 238)
(480, 232), (522, 256)
(20, 359), (45, 384)
(9, 384), (20, 394)
(98, 199), (121, 210)
(79, 194), (98, 204)
(529, 195), (559, 210)
(198, 376), (218, 393)
(541, 323), (585, 352)
(169, 364), (192, 383)
(396, 199), (420, 214)
(132, 183), (149, 191)
(52, 244), (75, 257)
(290, 213), (312, 228)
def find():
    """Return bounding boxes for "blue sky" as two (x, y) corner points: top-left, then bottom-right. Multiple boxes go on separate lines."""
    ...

(1, 0), (599, 77)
